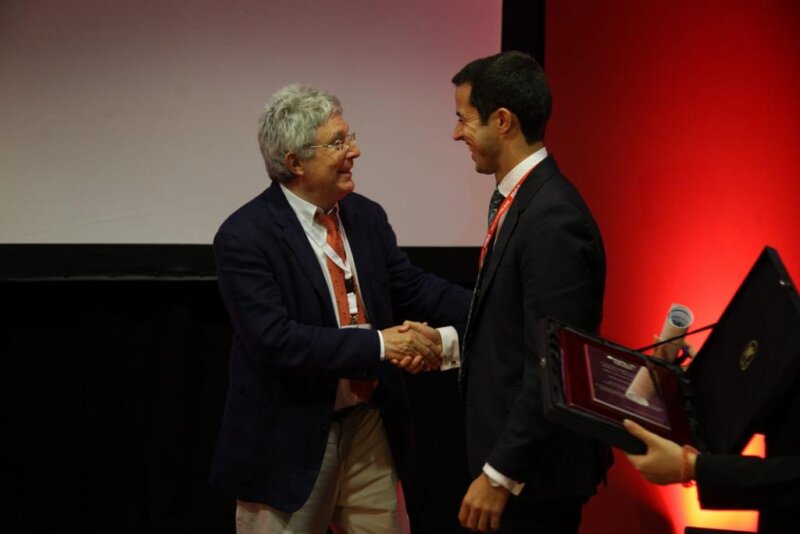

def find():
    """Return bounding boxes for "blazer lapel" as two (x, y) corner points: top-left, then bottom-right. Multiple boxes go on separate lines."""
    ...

(478, 202), (518, 300)
(337, 200), (380, 324)
(473, 156), (560, 313)
(264, 183), (332, 310)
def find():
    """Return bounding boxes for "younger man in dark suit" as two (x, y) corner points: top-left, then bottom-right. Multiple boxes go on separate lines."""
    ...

(210, 84), (471, 533)
(452, 52), (610, 533)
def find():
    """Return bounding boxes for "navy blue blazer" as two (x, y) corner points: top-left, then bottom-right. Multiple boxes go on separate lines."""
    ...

(209, 181), (470, 512)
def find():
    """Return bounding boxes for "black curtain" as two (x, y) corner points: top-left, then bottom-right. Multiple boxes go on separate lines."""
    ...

(1, 246), (477, 533)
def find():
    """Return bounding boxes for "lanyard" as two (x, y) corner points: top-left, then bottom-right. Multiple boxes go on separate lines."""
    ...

(298, 213), (360, 319)
(478, 169), (534, 269)
(299, 215), (352, 276)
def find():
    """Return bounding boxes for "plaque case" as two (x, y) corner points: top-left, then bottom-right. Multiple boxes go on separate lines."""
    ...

(540, 246), (800, 454)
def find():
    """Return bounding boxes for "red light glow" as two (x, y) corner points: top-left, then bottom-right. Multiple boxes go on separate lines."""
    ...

(547, 2), (800, 532)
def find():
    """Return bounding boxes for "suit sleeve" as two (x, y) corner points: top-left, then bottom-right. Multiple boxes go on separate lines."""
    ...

(486, 200), (603, 480)
(696, 454), (800, 510)
(214, 227), (381, 378)
(372, 203), (471, 335)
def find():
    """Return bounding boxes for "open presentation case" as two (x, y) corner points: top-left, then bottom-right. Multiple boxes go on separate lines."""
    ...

(540, 246), (800, 454)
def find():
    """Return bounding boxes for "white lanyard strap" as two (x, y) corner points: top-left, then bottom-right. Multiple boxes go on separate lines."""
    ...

(299, 213), (353, 276)
(299, 213), (360, 319)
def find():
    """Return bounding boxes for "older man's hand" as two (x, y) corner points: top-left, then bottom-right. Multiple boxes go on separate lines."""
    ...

(382, 324), (442, 371)
(388, 321), (446, 373)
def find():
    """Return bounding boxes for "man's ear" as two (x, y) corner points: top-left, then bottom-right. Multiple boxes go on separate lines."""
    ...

(285, 153), (304, 176)
(494, 108), (515, 135)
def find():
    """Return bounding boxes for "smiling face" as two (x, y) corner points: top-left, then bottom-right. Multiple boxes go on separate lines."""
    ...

(291, 113), (360, 209)
(453, 83), (500, 176)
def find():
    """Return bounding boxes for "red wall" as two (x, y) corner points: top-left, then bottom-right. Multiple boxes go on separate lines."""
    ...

(545, 1), (800, 532)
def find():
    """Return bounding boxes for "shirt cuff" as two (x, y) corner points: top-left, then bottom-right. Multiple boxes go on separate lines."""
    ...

(483, 463), (525, 496)
(378, 330), (385, 361)
(438, 326), (460, 370)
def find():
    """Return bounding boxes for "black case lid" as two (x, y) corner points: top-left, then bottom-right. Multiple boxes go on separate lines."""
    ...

(687, 246), (800, 454)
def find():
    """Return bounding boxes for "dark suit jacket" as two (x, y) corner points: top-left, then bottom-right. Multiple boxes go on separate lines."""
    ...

(696, 372), (800, 533)
(209, 182), (471, 512)
(461, 155), (609, 501)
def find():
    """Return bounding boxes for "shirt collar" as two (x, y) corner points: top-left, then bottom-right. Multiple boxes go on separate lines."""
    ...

(280, 183), (337, 226)
(497, 146), (548, 197)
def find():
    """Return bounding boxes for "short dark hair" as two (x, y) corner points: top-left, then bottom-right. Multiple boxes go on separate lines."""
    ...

(452, 51), (552, 143)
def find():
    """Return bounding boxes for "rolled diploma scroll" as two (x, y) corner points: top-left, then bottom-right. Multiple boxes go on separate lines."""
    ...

(624, 304), (694, 407)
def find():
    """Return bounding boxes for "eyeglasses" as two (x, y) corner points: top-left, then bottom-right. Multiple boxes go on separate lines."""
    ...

(308, 132), (357, 153)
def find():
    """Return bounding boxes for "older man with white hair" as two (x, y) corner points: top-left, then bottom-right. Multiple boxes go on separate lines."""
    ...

(209, 84), (470, 533)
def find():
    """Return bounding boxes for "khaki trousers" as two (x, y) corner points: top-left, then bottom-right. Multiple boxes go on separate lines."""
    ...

(236, 405), (409, 534)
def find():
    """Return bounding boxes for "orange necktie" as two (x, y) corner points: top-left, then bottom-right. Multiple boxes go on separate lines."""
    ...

(315, 210), (376, 400)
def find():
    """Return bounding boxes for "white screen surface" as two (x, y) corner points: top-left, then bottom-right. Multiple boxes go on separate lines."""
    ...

(0, 0), (500, 245)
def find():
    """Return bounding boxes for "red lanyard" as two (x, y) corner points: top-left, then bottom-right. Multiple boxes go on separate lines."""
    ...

(478, 169), (534, 269)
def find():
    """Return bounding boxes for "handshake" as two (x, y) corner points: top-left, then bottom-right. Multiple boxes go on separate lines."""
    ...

(381, 320), (446, 374)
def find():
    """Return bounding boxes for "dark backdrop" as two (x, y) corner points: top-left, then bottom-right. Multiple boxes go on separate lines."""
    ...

(1, 2), (545, 532)
(1, 245), (478, 534)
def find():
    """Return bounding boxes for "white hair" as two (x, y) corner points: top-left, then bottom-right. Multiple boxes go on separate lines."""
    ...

(257, 84), (342, 182)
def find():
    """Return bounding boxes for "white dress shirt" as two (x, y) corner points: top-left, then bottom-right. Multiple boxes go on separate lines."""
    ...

(280, 185), (460, 410)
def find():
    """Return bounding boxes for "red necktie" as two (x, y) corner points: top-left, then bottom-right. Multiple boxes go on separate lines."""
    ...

(315, 211), (376, 400)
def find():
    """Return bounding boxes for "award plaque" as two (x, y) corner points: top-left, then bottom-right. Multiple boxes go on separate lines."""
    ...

(540, 247), (800, 456)
(540, 320), (700, 454)
(583, 344), (670, 430)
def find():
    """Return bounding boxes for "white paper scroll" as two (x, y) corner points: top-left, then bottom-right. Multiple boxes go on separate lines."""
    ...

(624, 304), (694, 407)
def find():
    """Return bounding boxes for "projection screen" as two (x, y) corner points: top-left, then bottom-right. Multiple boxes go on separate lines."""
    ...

(0, 0), (501, 245)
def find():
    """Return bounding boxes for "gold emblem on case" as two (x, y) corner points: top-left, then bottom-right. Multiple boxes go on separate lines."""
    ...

(739, 340), (758, 371)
